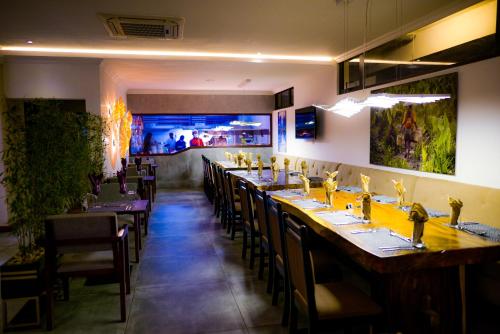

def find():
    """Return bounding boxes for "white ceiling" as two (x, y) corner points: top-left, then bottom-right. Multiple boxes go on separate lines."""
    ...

(103, 59), (333, 93)
(0, 0), (479, 92)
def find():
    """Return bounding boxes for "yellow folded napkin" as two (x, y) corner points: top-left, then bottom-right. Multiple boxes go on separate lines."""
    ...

(392, 179), (406, 206)
(361, 173), (370, 193)
(299, 174), (310, 195)
(448, 196), (463, 226)
(408, 203), (429, 245)
(361, 192), (371, 220)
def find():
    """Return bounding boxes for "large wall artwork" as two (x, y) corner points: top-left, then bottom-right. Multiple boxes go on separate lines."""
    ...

(278, 110), (287, 152)
(370, 73), (458, 175)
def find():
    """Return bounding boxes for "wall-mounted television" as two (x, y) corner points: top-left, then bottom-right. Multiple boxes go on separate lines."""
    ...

(295, 106), (317, 139)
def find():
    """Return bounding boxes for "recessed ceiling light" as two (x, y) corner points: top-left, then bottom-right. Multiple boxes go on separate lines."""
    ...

(0, 46), (333, 63)
(26, 40), (33, 44)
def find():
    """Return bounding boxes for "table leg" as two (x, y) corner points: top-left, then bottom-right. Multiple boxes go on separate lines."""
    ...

(134, 213), (141, 262)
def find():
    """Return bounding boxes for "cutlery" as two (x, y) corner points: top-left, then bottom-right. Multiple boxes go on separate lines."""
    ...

(351, 229), (376, 234)
(380, 246), (416, 252)
(389, 230), (411, 243)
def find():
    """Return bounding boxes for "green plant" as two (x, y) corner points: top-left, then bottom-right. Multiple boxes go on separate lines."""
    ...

(1, 99), (106, 259)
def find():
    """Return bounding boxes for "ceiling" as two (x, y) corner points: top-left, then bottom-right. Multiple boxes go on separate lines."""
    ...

(103, 59), (332, 92)
(0, 0), (479, 91)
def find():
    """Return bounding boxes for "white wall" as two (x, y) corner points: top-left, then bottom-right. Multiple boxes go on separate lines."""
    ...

(274, 56), (500, 189)
(100, 64), (128, 176)
(3, 56), (101, 114)
(1, 57), (102, 226)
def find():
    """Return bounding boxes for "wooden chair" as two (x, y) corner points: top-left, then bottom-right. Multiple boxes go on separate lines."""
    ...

(254, 189), (273, 293)
(238, 180), (260, 269)
(223, 171), (242, 240)
(284, 215), (382, 334)
(44, 213), (130, 330)
(266, 197), (290, 326)
(216, 166), (228, 228)
(211, 162), (221, 217)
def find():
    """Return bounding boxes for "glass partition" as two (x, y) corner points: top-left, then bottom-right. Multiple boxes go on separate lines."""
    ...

(338, 0), (498, 94)
(130, 114), (271, 155)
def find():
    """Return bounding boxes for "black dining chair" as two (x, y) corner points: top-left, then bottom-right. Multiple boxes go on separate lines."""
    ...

(238, 180), (260, 269)
(254, 188), (273, 293)
(223, 171), (242, 240)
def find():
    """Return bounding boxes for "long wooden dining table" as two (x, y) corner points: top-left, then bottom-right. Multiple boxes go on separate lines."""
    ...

(214, 160), (270, 171)
(268, 187), (500, 333)
(228, 169), (323, 191)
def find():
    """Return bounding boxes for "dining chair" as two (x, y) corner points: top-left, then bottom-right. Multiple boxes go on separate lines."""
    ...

(223, 171), (242, 240)
(254, 189), (273, 293)
(216, 166), (228, 228)
(284, 215), (382, 333)
(266, 197), (290, 326)
(44, 213), (130, 330)
(238, 180), (260, 269)
(211, 162), (221, 217)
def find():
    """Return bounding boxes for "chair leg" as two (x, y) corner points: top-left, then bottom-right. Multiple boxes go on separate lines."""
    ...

(123, 236), (131, 294)
(258, 240), (265, 280)
(230, 217), (238, 240)
(62, 276), (69, 301)
(118, 249), (127, 322)
(289, 294), (299, 334)
(272, 269), (280, 306)
(242, 230), (248, 259)
(249, 233), (256, 269)
(282, 272), (290, 326)
(266, 252), (274, 294)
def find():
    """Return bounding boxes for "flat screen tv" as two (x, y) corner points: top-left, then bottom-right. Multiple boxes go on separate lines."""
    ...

(295, 106), (317, 139)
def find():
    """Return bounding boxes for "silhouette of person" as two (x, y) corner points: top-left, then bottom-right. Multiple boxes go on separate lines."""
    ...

(142, 132), (153, 154)
(175, 135), (187, 151)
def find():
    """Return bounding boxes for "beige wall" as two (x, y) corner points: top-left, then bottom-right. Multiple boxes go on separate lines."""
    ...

(127, 93), (274, 114)
(3, 56), (101, 115)
(155, 147), (272, 189)
(273, 56), (500, 189)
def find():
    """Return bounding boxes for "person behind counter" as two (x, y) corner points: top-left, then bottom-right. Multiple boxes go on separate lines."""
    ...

(164, 132), (176, 153)
(189, 130), (204, 147)
(175, 135), (187, 151)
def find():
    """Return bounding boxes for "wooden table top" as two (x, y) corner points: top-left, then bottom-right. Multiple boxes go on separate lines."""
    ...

(229, 169), (323, 191)
(89, 200), (149, 214)
(271, 188), (500, 273)
(215, 160), (271, 171)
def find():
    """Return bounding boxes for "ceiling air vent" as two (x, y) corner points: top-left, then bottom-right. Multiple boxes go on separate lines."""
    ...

(100, 14), (184, 40)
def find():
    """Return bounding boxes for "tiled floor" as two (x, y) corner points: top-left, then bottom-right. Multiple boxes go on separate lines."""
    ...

(4, 190), (288, 334)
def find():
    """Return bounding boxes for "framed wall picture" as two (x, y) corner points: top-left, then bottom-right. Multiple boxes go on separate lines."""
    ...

(370, 73), (458, 175)
(278, 110), (287, 153)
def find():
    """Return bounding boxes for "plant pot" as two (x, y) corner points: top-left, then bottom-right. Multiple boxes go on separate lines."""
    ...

(1, 251), (45, 329)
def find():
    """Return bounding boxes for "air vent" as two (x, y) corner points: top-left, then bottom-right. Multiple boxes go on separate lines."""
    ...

(100, 14), (184, 40)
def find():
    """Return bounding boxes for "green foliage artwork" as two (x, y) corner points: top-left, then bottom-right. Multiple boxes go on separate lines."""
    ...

(1, 99), (106, 259)
(370, 73), (457, 175)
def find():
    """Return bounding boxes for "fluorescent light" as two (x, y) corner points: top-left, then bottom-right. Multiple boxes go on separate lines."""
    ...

(0, 46), (333, 63)
(229, 120), (262, 127)
(349, 58), (455, 66)
(315, 93), (451, 118)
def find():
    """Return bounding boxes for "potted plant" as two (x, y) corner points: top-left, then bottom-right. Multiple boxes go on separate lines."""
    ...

(1, 99), (106, 328)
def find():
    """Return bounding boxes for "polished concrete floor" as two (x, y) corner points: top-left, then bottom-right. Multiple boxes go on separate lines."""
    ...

(12, 190), (289, 334)
(2, 189), (497, 333)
